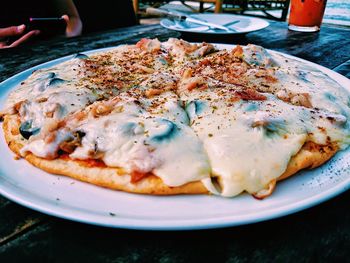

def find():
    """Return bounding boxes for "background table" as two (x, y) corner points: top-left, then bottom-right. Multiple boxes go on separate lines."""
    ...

(1, 22), (350, 262)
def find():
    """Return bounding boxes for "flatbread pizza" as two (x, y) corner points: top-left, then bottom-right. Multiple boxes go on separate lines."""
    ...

(1, 38), (349, 199)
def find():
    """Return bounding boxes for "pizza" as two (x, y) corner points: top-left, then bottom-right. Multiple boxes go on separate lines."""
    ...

(1, 38), (350, 199)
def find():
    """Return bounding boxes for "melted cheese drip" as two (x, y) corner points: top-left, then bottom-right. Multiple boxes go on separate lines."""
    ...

(184, 92), (310, 196)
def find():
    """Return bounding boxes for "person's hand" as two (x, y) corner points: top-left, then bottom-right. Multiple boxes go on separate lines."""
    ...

(62, 14), (82, 37)
(0, 25), (40, 48)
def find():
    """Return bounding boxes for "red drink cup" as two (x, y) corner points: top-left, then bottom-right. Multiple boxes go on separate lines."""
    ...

(289, 0), (327, 32)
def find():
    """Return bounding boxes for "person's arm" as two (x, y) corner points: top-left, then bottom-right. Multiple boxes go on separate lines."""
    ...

(52, 0), (83, 37)
(0, 25), (39, 49)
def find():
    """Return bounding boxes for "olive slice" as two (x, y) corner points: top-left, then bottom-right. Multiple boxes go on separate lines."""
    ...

(48, 78), (65, 86)
(186, 100), (204, 119)
(19, 120), (40, 139)
(74, 53), (89, 59)
(47, 72), (56, 79)
(151, 119), (177, 143)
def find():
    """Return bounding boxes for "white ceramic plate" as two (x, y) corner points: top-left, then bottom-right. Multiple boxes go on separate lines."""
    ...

(160, 13), (269, 34)
(0, 45), (349, 230)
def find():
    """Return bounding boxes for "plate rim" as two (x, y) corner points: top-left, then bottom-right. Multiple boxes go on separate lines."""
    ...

(0, 43), (349, 230)
(160, 13), (270, 34)
(0, 174), (349, 230)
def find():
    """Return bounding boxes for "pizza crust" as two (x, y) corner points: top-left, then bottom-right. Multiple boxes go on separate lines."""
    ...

(3, 114), (338, 197)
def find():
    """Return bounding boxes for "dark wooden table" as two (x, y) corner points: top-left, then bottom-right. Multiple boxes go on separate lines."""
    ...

(1, 22), (350, 262)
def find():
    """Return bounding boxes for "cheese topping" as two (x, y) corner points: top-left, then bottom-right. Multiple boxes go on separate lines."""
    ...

(68, 97), (210, 186)
(3, 38), (350, 197)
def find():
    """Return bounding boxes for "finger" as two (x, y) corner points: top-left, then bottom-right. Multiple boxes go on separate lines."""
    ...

(0, 25), (26, 37)
(61, 15), (69, 24)
(9, 30), (40, 47)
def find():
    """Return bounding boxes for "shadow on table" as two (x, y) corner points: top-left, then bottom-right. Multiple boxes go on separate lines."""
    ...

(1, 190), (349, 262)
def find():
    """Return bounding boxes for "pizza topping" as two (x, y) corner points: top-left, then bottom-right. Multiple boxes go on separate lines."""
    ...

(178, 76), (208, 93)
(233, 89), (267, 101)
(91, 103), (114, 117)
(254, 69), (278, 83)
(186, 100), (205, 120)
(5, 38), (350, 198)
(48, 78), (66, 87)
(20, 129), (74, 159)
(185, 79), (207, 92)
(44, 103), (62, 118)
(130, 170), (152, 183)
(150, 119), (177, 143)
(164, 38), (215, 59)
(58, 131), (85, 154)
(325, 114), (346, 125)
(252, 180), (276, 199)
(192, 44), (215, 58)
(276, 89), (312, 108)
(136, 38), (161, 53)
(74, 53), (89, 59)
(243, 44), (278, 67)
(36, 97), (48, 103)
(183, 76), (350, 196)
(251, 113), (287, 137)
(136, 65), (155, 74)
(231, 45), (244, 58)
(140, 72), (178, 95)
(290, 93), (313, 108)
(145, 88), (164, 98)
(33, 96), (209, 186)
(186, 91), (309, 196)
(19, 120), (40, 139)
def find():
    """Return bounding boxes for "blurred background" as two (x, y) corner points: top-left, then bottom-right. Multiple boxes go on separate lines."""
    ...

(136, 0), (350, 26)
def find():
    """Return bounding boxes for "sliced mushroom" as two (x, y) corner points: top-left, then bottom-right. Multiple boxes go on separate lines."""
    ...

(58, 130), (85, 153)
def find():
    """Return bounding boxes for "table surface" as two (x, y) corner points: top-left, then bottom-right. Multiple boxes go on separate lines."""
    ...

(1, 21), (350, 262)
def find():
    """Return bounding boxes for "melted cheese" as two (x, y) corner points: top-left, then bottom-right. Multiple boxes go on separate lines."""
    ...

(5, 40), (350, 197)
(23, 93), (211, 186)
(184, 91), (310, 196)
(71, 110), (210, 186)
